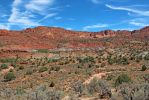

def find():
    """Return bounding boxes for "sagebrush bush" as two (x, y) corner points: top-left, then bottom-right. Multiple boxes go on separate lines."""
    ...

(27, 85), (62, 100)
(46, 89), (62, 100)
(118, 83), (149, 100)
(73, 81), (84, 96)
(87, 78), (111, 99)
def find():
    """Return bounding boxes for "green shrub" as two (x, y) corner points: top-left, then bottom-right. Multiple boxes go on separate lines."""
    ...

(0, 58), (16, 63)
(144, 54), (149, 60)
(37, 49), (49, 53)
(39, 67), (48, 73)
(50, 66), (60, 72)
(77, 56), (95, 64)
(4, 72), (16, 82)
(49, 82), (55, 87)
(106, 75), (113, 81)
(108, 56), (115, 65)
(1, 63), (8, 69)
(48, 59), (58, 63)
(115, 74), (131, 86)
(141, 65), (147, 71)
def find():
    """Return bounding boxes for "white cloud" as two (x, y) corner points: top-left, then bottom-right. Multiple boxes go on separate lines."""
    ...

(83, 24), (108, 30)
(66, 27), (72, 30)
(91, 0), (100, 4)
(106, 4), (149, 16)
(25, 0), (54, 13)
(7, 0), (57, 29)
(13, 0), (22, 7)
(130, 22), (145, 26)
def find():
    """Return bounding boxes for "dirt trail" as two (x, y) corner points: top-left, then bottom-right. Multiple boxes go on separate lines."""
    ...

(84, 72), (111, 84)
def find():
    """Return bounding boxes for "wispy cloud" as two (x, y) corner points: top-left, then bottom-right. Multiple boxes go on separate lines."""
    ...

(106, 4), (149, 16)
(129, 18), (149, 27)
(83, 24), (108, 30)
(8, 7), (39, 27)
(113, 28), (134, 31)
(6, 0), (57, 29)
(38, 13), (57, 22)
(91, 0), (129, 4)
(25, 0), (55, 14)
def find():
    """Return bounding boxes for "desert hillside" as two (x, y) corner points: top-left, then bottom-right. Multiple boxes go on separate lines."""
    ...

(0, 26), (149, 50)
(0, 26), (149, 100)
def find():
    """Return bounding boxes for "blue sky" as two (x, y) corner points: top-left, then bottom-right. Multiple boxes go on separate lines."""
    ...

(0, 0), (149, 31)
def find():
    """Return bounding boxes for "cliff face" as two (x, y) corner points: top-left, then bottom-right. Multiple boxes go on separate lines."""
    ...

(0, 26), (148, 50)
